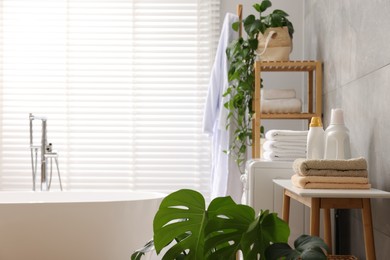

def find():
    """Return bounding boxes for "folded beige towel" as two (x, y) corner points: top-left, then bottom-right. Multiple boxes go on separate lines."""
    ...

(261, 89), (296, 100)
(261, 98), (302, 114)
(291, 174), (371, 189)
(293, 157), (368, 177)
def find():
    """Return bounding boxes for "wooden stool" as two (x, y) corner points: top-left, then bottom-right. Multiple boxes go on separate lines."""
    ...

(273, 179), (390, 260)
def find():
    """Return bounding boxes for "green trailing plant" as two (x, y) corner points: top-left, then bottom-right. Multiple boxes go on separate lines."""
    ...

(224, 0), (294, 171)
(131, 189), (329, 260)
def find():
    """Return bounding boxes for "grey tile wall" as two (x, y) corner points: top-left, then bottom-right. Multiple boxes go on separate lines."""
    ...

(304, 1), (390, 259)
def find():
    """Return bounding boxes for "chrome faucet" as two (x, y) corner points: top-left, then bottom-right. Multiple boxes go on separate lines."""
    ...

(29, 113), (63, 191)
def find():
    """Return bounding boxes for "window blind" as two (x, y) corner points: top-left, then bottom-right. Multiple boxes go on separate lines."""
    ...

(0, 0), (220, 197)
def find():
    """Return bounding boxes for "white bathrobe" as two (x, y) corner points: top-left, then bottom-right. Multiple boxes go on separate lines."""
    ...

(202, 13), (242, 203)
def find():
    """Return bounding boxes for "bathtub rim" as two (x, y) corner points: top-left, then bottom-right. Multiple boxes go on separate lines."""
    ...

(0, 190), (166, 204)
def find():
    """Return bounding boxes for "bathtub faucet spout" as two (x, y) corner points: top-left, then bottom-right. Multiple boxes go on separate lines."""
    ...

(29, 113), (63, 191)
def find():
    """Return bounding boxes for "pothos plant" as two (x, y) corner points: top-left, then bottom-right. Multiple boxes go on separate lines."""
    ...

(224, 0), (294, 171)
(131, 189), (329, 260)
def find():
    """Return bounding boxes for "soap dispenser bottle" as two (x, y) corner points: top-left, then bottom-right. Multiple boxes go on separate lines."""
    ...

(324, 108), (351, 159)
(307, 117), (325, 159)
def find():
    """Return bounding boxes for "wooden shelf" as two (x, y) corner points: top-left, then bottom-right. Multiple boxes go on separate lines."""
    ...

(256, 60), (319, 72)
(252, 60), (323, 158)
(253, 113), (319, 120)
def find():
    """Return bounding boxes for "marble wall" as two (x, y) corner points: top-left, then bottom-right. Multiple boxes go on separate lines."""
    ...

(304, 1), (390, 259)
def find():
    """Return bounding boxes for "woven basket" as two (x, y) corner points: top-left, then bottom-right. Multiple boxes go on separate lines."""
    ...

(256, 26), (292, 61)
(327, 255), (357, 260)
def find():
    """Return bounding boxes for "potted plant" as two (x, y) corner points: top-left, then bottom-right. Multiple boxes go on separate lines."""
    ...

(224, 0), (294, 171)
(131, 189), (329, 260)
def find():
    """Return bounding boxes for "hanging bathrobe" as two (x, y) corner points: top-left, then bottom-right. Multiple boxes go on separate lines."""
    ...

(202, 13), (242, 203)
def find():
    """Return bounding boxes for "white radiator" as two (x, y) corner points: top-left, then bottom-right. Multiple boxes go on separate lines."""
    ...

(242, 159), (308, 242)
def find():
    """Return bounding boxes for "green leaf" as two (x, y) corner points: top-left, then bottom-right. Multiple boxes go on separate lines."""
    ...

(294, 235), (329, 253)
(153, 189), (207, 259)
(269, 13), (283, 27)
(272, 9), (289, 17)
(232, 21), (241, 32)
(253, 3), (261, 12)
(204, 197), (255, 259)
(266, 235), (329, 260)
(261, 212), (290, 243)
(249, 20), (263, 37)
(300, 247), (327, 260)
(243, 15), (255, 35)
(243, 15), (255, 27)
(223, 87), (231, 97)
(228, 70), (240, 82)
(239, 144), (246, 153)
(240, 216), (264, 259)
(241, 210), (289, 259)
(248, 38), (258, 50)
(265, 243), (298, 260)
(286, 20), (294, 38)
(259, 0), (272, 13)
(131, 239), (155, 260)
(262, 15), (271, 27)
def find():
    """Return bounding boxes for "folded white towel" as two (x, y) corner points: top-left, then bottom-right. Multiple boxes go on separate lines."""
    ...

(261, 89), (296, 100)
(261, 98), (302, 114)
(265, 130), (308, 142)
(263, 151), (305, 162)
(263, 149), (306, 157)
(263, 140), (306, 153)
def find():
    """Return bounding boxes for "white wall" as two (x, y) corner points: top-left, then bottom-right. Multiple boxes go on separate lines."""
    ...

(220, 0), (307, 133)
(304, 1), (390, 258)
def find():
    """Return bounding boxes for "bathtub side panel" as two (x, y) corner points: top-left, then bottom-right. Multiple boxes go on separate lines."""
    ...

(0, 198), (161, 260)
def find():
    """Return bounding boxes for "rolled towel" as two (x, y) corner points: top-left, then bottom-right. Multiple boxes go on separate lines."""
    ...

(265, 129), (308, 142)
(291, 174), (371, 189)
(261, 98), (302, 114)
(293, 157), (368, 177)
(263, 140), (307, 152)
(263, 151), (306, 162)
(261, 89), (296, 100)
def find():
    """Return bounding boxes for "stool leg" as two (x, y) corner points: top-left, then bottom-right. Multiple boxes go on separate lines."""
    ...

(323, 208), (332, 253)
(362, 198), (376, 260)
(310, 198), (320, 237)
(282, 190), (290, 223)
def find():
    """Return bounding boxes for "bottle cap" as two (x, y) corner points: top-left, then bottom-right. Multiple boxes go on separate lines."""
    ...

(330, 108), (345, 125)
(310, 117), (323, 127)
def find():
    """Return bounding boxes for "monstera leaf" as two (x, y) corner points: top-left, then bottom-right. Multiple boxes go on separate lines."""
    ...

(153, 189), (251, 259)
(131, 189), (328, 260)
(153, 189), (208, 259)
(204, 196), (255, 259)
(241, 210), (290, 259)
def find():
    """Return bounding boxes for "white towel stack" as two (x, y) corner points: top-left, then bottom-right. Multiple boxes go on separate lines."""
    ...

(261, 89), (302, 114)
(262, 129), (308, 161)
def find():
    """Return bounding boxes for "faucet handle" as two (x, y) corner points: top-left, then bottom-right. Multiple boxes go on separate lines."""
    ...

(46, 143), (53, 152)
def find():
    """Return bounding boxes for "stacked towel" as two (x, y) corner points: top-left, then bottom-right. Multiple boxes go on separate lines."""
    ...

(266, 130), (308, 142)
(262, 89), (296, 100)
(261, 89), (302, 114)
(291, 157), (371, 189)
(262, 130), (308, 162)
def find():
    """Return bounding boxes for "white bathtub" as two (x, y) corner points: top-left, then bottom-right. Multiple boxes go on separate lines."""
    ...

(0, 191), (165, 260)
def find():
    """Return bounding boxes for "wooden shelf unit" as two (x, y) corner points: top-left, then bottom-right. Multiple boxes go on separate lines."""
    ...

(252, 60), (323, 158)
